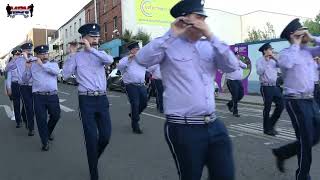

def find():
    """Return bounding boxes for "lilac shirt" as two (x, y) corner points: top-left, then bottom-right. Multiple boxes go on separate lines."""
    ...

(135, 31), (239, 116)
(225, 61), (247, 80)
(256, 57), (278, 84)
(313, 61), (319, 82)
(117, 56), (146, 84)
(5, 56), (36, 86)
(11, 68), (19, 82)
(23, 60), (59, 92)
(62, 48), (114, 92)
(278, 37), (320, 95)
(5, 71), (12, 90)
(147, 64), (162, 80)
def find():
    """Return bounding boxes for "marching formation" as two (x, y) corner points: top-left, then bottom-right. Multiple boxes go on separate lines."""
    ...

(2, 0), (320, 180)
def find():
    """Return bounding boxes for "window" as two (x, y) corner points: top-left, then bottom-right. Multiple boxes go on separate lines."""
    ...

(70, 25), (72, 36)
(65, 29), (68, 38)
(113, 0), (116, 6)
(74, 22), (77, 34)
(113, 16), (118, 30)
(87, 10), (91, 22)
(79, 18), (82, 26)
(103, 0), (107, 13)
(104, 22), (107, 33)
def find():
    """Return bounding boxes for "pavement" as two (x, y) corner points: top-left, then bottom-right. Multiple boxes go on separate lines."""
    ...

(0, 77), (320, 180)
(216, 92), (264, 106)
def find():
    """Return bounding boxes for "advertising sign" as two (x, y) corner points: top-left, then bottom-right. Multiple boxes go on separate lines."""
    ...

(135, 0), (179, 26)
(215, 45), (252, 95)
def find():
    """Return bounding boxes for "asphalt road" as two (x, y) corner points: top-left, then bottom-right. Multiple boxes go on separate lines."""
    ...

(0, 79), (319, 180)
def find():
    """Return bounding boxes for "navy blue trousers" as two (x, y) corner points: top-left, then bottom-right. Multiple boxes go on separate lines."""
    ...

(79, 95), (112, 180)
(274, 99), (320, 180)
(153, 79), (164, 112)
(125, 84), (148, 129)
(226, 80), (244, 114)
(33, 94), (61, 145)
(260, 86), (284, 132)
(20, 85), (34, 131)
(164, 119), (235, 180)
(11, 82), (26, 125)
(313, 84), (320, 107)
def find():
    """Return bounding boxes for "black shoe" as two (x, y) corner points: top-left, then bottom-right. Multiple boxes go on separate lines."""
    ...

(41, 143), (50, 151)
(272, 149), (285, 173)
(133, 127), (143, 134)
(28, 130), (35, 136)
(233, 113), (240, 117)
(264, 129), (278, 136)
(16, 124), (22, 128)
(227, 103), (233, 112)
(128, 113), (131, 118)
(49, 134), (54, 141)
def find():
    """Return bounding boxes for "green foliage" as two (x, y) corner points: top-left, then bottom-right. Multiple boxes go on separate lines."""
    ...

(303, 12), (320, 35)
(133, 29), (151, 46)
(121, 28), (151, 46)
(244, 22), (276, 42)
(121, 29), (134, 43)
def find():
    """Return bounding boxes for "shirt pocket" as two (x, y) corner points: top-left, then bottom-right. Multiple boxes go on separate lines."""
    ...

(166, 46), (193, 62)
(171, 54), (192, 62)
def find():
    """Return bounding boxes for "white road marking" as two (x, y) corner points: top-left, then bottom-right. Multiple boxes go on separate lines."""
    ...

(229, 123), (296, 141)
(264, 142), (274, 145)
(107, 94), (121, 98)
(141, 109), (292, 144)
(58, 91), (70, 95)
(59, 99), (75, 112)
(142, 112), (166, 120)
(0, 105), (14, 119)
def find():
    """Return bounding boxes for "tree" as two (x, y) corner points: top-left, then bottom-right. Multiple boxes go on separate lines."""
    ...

(133, 29), (151, 46)
(121, 29), (151, 46)
(244, 22), (276, 42)
(121, 29), (134, 43)
(303, 12), (320, 35)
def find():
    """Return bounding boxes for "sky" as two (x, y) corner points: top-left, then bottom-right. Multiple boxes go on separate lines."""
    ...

(0, 0), (319, 57)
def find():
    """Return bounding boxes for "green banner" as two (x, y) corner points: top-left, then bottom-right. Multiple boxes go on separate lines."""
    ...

(135, 0), (179, 26)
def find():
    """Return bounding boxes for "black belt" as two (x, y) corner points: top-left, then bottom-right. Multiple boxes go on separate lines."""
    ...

(166, 114), (217, 125)
(78, 91), (107, 96)
(33, 91), (57, 95)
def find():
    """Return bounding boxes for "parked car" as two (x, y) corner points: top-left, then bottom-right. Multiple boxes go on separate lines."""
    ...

(57, 69), (78, 86)
(107, 68), (125, 92)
